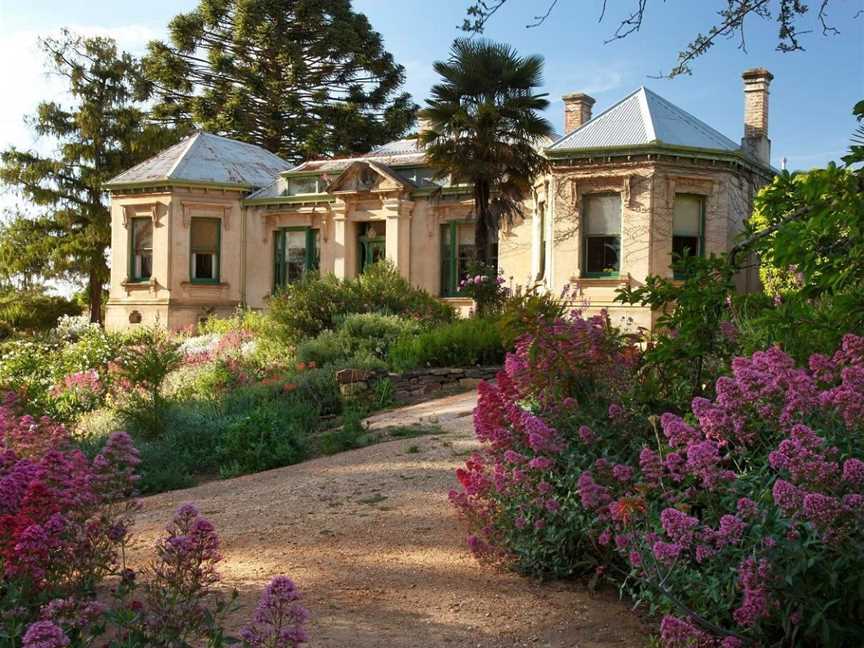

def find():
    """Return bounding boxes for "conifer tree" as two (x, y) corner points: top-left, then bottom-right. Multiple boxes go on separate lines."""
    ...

(144, 0), (417, 162)
(0, 31), (181, 323)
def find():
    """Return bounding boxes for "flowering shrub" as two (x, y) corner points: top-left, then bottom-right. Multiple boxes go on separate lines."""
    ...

(0, 326), (125, 421)
(449, 311), (644, 574)
(1, 393), (309, 647)
(457, 262), (509, 317)
(451, 319), (864, 646)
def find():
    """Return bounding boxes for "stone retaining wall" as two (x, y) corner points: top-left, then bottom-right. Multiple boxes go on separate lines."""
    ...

(336, 366), (500, 405)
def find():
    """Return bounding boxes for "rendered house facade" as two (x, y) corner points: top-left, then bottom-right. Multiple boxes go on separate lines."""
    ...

(104, 69), (775, 331)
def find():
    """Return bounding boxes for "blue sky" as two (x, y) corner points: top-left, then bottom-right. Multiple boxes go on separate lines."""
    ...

(1, 0), (862, 175)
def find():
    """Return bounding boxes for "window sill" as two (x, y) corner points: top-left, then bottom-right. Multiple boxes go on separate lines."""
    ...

(122, 278), (155, 288)
(570, 274), (632, 288)
(181, 281), (229, 288)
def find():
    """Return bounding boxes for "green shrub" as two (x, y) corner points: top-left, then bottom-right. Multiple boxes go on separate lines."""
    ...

(112, 327), (182, 439)
(217, 395), (312, 478)
(296, 313), (421, 369)
(137, 438), (197, 494)
(0, 289), (81, 336)
(318, 407), (373, 455)
(268, 262), (453, 342)
(736, 289), (864, 363)
(291, 367), (342, 417)
(388, 317), (504, 371)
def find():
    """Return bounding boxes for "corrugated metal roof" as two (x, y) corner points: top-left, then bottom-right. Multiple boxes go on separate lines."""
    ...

(106, 132), (292, 188)
(548, 87), (739, 153)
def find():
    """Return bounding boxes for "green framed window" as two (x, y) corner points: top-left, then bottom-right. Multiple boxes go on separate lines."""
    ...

(672, 194), (705, 278)
(440, 221), (477, 297)
(357, 222), (386, 274)
(274, 227), (319, 290)
(129, 217), (153, 282)
(190, 218), (221, 283)
(582, 193), (621, 277)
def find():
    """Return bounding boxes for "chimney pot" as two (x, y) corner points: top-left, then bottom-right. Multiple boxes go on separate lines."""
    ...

(563, 92), (595, 133)
(741, 68), (773, 164)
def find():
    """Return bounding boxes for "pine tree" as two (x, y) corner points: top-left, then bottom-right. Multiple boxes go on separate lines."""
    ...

(0, 31), (181, 324)
(144, 0), (417, 163)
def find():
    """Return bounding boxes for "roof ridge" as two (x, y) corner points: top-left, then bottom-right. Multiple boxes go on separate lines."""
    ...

(637, 87), (657, 143)
(166, 132), (202, 179)
(642, 87), (739, 149)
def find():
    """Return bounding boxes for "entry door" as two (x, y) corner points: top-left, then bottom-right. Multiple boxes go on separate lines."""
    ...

(358, 222), (386, 273)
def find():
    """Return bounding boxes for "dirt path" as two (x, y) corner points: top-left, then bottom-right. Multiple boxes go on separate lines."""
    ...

(128, 392), (649, 647)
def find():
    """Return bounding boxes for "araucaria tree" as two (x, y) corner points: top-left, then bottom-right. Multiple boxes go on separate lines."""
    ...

(144, 0), (417, 162)
(420, 39), (552, 265)
(0, 32), (179, 324)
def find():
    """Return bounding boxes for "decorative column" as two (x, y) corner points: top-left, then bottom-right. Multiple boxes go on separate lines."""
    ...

(331, 199), (356, 280)
(383, 197), (414, 280)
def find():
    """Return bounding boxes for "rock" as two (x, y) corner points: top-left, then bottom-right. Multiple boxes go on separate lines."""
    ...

(459, 378), (482, 389)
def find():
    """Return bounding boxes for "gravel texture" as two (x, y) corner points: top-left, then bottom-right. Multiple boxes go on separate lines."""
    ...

(128, 391), (649, 647)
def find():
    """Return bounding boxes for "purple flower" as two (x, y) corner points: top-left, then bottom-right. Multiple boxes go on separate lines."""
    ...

(503, 450), (526, 464)
(527, 456), (553, 471)
(578, 425), (595, 444)
(639, 448), (663, 482)
(660, 413), (699, 447)
(544, 498), (560, 513)
(772, 479), (803, 513)
(736, 497), (758, 519)
(21, 621), (70, 648)
(842, 458), (864, 485)
(652, 541), (682, 565)
(660, 508), (698, 546)
(612, 464), (634, 482)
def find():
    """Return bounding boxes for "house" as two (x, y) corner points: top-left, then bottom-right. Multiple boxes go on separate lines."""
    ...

(104, 68), (774, 331)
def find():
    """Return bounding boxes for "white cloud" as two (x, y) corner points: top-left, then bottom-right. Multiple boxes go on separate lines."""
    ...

(0, 24), (163, 214)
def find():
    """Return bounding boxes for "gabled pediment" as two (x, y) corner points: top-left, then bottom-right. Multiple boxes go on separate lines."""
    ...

(327, 161), (414, 195)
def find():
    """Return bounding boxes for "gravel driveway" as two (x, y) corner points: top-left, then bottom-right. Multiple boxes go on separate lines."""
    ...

(128, 391), (648, 647)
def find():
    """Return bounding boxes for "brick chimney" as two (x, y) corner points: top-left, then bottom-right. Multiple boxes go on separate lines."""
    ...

(741, 68), (773, 165)
(562, 92), (595, 133)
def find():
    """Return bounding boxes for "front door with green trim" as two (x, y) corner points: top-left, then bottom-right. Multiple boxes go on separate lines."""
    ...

(358, 222), (386, 273)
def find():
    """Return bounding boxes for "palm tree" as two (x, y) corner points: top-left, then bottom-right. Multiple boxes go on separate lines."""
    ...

(419, 39), (553, 266)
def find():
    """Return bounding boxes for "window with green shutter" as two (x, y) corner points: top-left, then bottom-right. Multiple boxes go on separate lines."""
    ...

(273, 227), (319, 291)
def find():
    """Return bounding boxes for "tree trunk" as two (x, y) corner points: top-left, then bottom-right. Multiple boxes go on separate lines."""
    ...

(474, 180), (492, 266)
(88, 267), (103, 325)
